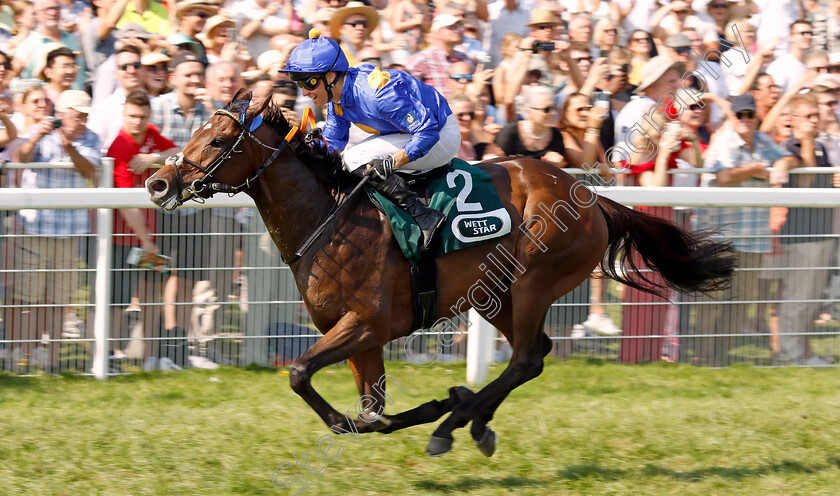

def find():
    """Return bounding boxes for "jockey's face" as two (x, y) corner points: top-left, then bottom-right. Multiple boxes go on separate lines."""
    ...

(301, 73), (338, 107)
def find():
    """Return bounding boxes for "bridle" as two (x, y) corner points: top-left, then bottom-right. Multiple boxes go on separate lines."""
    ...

(168, 107), (289, 206)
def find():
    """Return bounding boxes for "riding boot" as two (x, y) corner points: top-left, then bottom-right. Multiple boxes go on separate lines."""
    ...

(369, 173), (445, 253)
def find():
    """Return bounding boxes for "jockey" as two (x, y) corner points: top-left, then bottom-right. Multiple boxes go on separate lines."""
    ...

(280, 29), (460, 254)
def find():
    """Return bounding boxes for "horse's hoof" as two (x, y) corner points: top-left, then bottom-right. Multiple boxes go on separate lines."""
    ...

(450, 385), (475, 403)
(358, 411), (392, 431)
(426, 435), (454, 457)
(473, 427), (497, 457)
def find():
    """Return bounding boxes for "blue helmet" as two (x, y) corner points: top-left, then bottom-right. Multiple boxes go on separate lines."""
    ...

(280, 29), (349, 77)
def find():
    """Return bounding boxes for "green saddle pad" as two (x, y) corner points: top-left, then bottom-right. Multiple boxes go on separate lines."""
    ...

(370, 158), (512, 264)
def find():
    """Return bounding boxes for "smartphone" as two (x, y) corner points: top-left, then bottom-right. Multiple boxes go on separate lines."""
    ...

(599, 49), (609, 58)
(227, 27), (237, 42)
(664, 121), (682, 151)
(593, 92), (610, 109)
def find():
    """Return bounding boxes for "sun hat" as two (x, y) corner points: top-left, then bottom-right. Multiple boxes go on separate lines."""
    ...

(525, 9), (562, 28)
(329, 1), (378, 36)
(56, 90), (94, 114)
(633, 56), (686, 93)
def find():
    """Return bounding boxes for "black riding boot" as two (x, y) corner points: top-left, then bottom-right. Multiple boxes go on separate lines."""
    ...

(368, 173), (445, 253)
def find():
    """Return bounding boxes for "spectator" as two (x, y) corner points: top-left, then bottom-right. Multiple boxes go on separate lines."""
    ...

(724, 22), (772, 97)
(450, 93), (489, 161)
(616, 0), (661, 41)
(752, 73), (781, 124)
(521, 8), (564, 88)
(559, 91), (609, 174)
(766, 19), (812, 93)
(88, 45), (147, 151)
(205, 60), (242, 107)
(568, 14), (593, 45)
(806, 50), (831, 79)
(113, 0), (169, 36)
(107, 90), (177, 367)
(613, 56), (684, 167)
(201, 15), (242, 67)
(150, 51), (214, 368)
(7, 90), (99, 373)
(14, 0), (87, 90)
(231, 0), (291, 60)
(703, 0), (735, 49)
(592, 18), (619, 59)
(392, 0), (432, 54)
(330, 1), (379, 67)
(35, 44), (77, 104)
(491, 32), (522, 125)
(484, 0), (530, 67)
(485, 85), (565, 167)
(7, 0), (37, 58)
(774, 93), (836, 366)
(826, 0), (840, 53)
(457, 17), (489, 66)
(311, 7), (336, 40)
(672, 30), (729, 127)
(627, 29), (653, 86)
(79, 0), (122, 80)
(172, 0), (218, 61)
(142, 52), (170, 97)
(90, 23), (152, 106)
(405, 14), (471, 99)
(694, 94), (798, 367)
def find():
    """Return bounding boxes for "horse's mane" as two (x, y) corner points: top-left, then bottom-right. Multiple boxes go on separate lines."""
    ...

(224, 93), (346, 188)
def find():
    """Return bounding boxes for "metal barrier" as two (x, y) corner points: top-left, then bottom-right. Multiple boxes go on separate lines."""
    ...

(2, 163), (840, 379)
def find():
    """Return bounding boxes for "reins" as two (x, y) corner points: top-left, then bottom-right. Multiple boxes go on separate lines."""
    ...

(171, 104), (371, 265)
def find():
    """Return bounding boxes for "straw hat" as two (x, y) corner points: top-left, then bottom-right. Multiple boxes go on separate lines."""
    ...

(142, 52), (172, 67)
(633, 56), (686, 93)
(525, 9), (562, 28)
(203, 15), (234, 36)
(175, 0), (219, 20)
(329, 1), (379, 36)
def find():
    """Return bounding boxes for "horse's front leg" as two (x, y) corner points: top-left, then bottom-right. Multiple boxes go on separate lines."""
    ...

(288, 313), (388, 434)
(346, 347), (476, 435)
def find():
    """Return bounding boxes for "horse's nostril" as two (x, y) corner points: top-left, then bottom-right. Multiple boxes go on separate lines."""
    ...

(150, 180), (168, 193)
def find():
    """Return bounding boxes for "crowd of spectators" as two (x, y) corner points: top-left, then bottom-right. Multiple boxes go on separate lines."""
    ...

(1, 0), (840, 372)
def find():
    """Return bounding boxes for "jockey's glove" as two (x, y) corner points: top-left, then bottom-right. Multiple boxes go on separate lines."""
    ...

(364, 156), (395, 180)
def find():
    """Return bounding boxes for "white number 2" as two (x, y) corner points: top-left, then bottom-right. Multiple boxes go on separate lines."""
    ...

(446, 170), (482, 212)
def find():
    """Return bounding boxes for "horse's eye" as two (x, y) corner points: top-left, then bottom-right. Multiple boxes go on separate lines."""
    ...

(210, 138), (226, 147)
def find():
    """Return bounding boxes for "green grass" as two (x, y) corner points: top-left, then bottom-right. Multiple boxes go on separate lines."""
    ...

(2, 361), (840, 495)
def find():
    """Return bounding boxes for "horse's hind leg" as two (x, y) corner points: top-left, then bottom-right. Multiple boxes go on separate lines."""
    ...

(467, 332), (552, 456)
(426, 301), (550, 456)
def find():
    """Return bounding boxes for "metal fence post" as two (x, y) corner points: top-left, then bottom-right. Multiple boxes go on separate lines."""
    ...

(466, 308), (497, 385)
(92, 158), (114, 379)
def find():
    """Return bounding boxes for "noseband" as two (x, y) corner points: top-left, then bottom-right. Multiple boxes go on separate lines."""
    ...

(168, 108), (289, 206)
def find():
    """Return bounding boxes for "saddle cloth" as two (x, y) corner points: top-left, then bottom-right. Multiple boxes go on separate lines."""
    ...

(367, 158), (512, 264)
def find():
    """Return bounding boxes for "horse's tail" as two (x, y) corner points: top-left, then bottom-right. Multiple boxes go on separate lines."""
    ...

(596, 196), (738, 296)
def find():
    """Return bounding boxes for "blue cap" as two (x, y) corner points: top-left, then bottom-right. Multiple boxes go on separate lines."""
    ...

(280, 29), (349, 75)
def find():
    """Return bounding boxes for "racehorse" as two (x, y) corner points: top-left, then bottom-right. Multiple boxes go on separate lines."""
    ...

(146, 91), (736, 457)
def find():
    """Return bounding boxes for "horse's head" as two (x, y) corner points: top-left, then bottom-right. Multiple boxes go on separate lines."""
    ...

(147, 89), (290, 210)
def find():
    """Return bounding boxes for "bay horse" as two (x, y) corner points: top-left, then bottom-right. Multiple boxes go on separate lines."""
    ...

(146, 92), (736, 457)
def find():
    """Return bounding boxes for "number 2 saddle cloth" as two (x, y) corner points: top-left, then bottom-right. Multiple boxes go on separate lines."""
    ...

(366, 158), (512, 264)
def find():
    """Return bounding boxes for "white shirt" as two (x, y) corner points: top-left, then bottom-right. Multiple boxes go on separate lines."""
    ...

(88, 89), (127, 152)
(766, 53), (807, 93)
(612, 94), (655, 165)
(617, 0), (659, 42)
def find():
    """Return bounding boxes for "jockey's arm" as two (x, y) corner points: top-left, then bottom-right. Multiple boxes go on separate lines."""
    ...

(392, 148), (410, 168)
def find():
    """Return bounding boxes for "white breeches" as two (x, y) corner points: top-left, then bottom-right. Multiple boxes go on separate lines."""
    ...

(342, 113), (461, 172)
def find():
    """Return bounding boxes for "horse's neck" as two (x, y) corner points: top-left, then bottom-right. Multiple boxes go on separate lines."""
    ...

(250, 153), (336, 261)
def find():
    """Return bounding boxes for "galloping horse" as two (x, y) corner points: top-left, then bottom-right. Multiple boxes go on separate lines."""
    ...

(147, 92), (736, 457)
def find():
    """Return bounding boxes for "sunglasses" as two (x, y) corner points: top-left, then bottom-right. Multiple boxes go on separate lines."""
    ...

(189, 10), (210, 19)
(688, 104), (703, 111)
(119, 62), (142, 71)
(457, 111), (475, 119)
(674, 47), (692, 55)
(530, 106), (556, 113)
(575, 105), (593, 115)
(736, 110), (755, 120)
(632, 36), (650, 42)
(812, 66), (829, 73)
(296, 75), (321, 91)
(796, 30), (813, 36)
(604, 28), (617, 34)
(343, 20), (369, 28)
(450, 74), (473, 82)
(573, 56), (592, 63)
(536, 24), (556, 30)
(147, 64), (168, 73)
(709, 3), (728, 8)
(360, 57), (381, 64)
(0, 61), (10, 69)
(673, 9), (689, 14)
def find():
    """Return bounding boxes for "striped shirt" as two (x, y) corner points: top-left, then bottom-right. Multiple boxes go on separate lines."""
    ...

(150, 92), (209, 149)
(696, 128), (791, 254)
(19, 129), (101, 237)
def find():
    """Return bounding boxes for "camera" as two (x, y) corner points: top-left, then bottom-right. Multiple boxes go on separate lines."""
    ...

(50, 117), (62, 129)
(532, 41), (555, 52)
